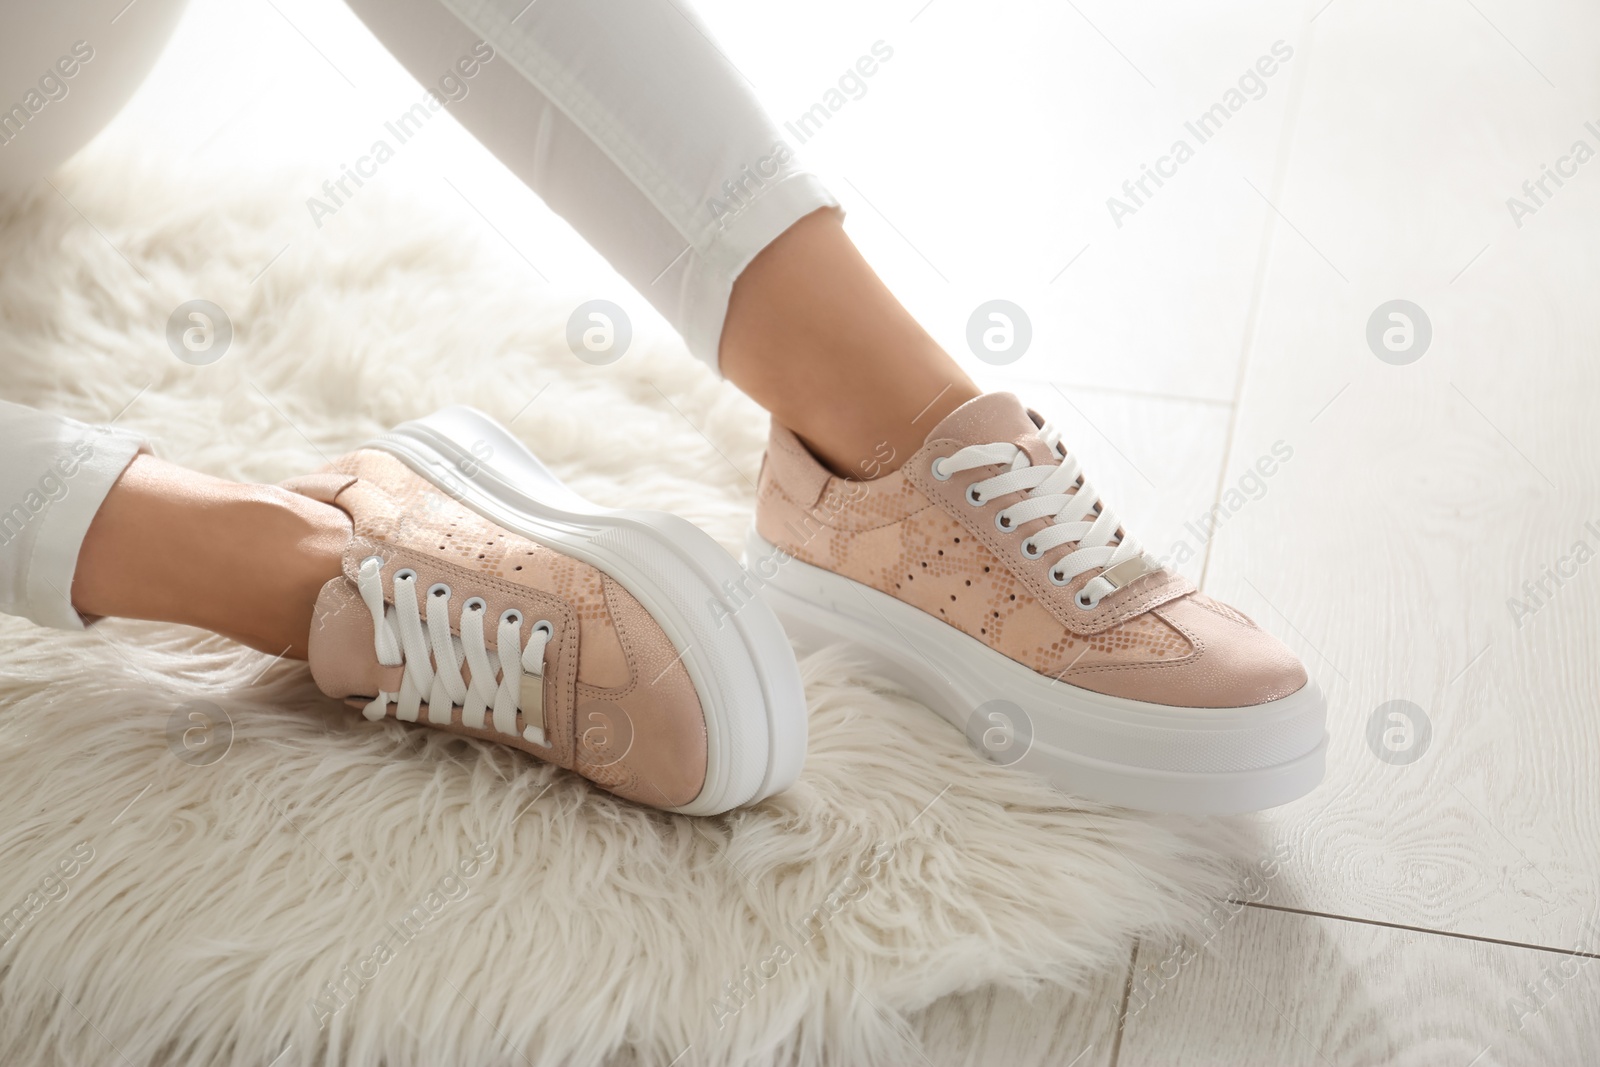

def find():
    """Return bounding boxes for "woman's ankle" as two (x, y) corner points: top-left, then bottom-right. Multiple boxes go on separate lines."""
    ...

(787, 371), (979, 481)
(73, 455), (350, 658)
(718, 208), (980, 479)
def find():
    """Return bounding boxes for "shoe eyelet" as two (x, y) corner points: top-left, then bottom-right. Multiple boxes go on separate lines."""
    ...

(500, 609), (522, 628)
(965, 484), (985, 506)
(393, 568), (417, 584)
(1076, 589), (1101, 611)
(994, 511), (1014, 533)
(1020, 539), (1042, 560)
(532, 620), (553, 637)
(1049, 569), (1070, 587)
(931, 458), (952, 481)
(463, 597), (487, 614)
(427, 582), (451, 600)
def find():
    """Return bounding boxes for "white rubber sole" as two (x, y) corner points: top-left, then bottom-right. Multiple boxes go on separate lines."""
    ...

(364, 407), (807, 816)
(743, 530), (1326, 815)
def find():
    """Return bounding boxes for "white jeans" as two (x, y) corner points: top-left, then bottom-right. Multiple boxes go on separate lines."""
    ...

(0, 0), (835, 630)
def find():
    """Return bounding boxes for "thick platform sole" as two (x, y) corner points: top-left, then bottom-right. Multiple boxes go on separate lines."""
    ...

(743, 529), (1326, 815)
(364, 407), (807, 815)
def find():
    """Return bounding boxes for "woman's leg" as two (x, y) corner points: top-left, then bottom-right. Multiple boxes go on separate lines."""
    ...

(7, 0), (976, 653)
(342, 0), (975, 477)
(0, 400), (348, 658)
(73, 455), (349, 659)
(718, 208), (979, 478)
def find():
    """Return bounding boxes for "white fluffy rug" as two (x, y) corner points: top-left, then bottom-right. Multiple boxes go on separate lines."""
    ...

(0, 148), (1255, 1066)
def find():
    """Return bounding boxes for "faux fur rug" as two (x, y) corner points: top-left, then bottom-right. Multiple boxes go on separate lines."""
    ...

(0, 146), (1254, 1066)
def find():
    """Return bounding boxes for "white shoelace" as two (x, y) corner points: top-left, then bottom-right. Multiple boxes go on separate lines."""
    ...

(932, 422), (1146, 609)
(355, 556), (551, 743)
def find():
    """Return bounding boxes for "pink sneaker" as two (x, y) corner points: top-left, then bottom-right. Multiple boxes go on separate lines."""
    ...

(290, 407), (806, 815)
(746, 393), (1325, 813)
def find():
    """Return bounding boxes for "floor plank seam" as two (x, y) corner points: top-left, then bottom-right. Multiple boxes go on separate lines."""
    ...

(1242, 901), (1600, 959)
(1107, 937), (1140, 1067)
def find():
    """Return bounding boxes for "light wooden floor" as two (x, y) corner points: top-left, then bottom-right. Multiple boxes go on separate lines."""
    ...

(114, 0), (1599, 1062)
(895, 0), (1600, 1062)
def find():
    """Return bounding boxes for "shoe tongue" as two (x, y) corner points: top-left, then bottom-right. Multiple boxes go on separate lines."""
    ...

(925, 392), (1054, 463)
(307, 575), (401, 699)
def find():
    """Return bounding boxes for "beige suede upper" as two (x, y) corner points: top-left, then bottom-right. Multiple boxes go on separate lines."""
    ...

(292, 450), (707, 809)
(755, 394), (1308, 709)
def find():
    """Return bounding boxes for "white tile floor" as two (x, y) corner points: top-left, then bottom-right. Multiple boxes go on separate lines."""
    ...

(100, 0), (1600, 1062)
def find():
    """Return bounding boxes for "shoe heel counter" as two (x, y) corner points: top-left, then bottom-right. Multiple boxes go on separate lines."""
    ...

(756, 422), (833, 554)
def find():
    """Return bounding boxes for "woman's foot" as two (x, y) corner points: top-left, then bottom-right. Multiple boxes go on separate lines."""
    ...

(745, 392), (1326, 814)
(297, 407), (806, 815)
(72, 410), (807, 815)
